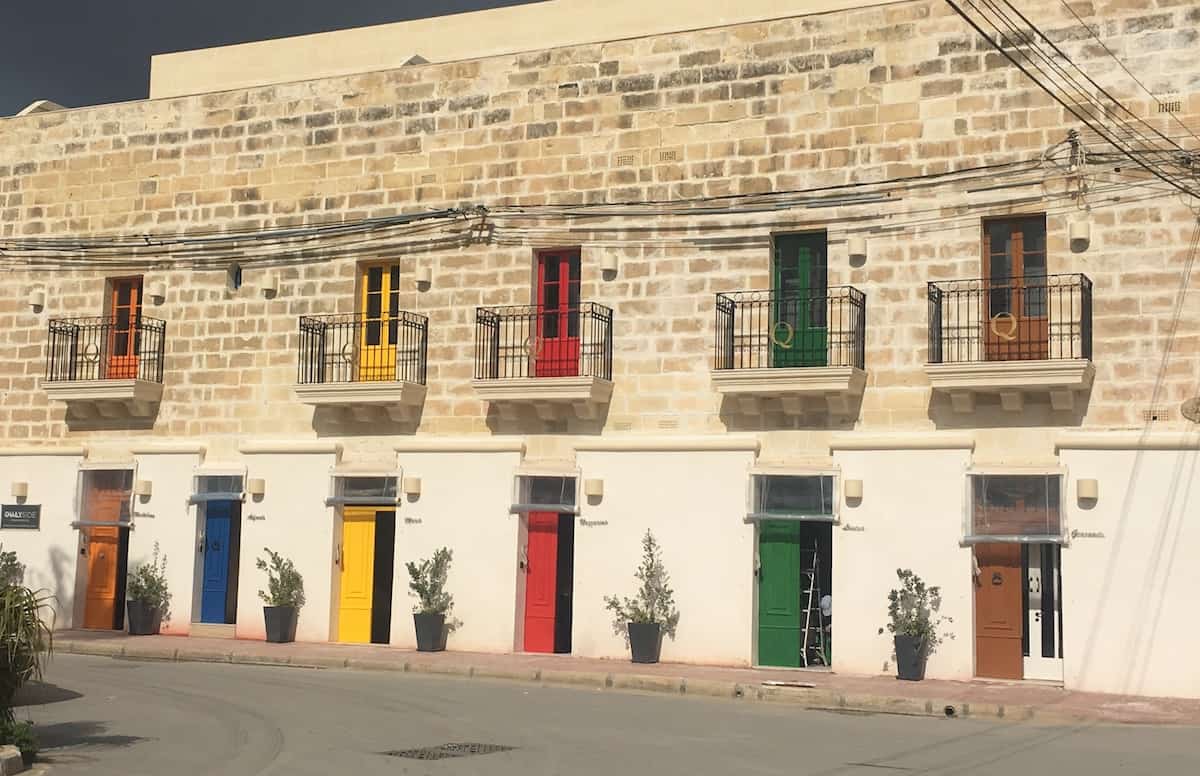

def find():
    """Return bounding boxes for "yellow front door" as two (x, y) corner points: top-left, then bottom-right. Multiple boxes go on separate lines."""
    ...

(358, 264), (400, 381)
(338, 508), (376, 643)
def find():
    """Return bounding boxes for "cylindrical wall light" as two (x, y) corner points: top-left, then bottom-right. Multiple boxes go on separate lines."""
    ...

(260, 272), (279, 298)
(134, 479), (153, 498)
(402, 476), (422, 497)
(1069, 220), (1091, 243)
(847, 236), (867, 260)
(844, 479), (864, 501)
(247, 478), (266, 498)
(1077, 478), (1099, 501)
(148, 280), (167, 304)
(10, 482), (29, 500)
(415, 266), (432, 287)
(29, 288), (46, 310)
(599, 252), (619, 274)
(584, 478), (605, 499)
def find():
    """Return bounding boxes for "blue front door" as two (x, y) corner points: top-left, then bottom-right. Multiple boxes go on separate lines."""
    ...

(201, 502), (234, 624)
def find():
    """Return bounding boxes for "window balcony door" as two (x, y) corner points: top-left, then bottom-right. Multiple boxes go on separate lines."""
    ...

(535, 251), (581, 377)
(358, 265), (401, 381)
(772, 234), (827, 368)
(984, 216), (1049, 361)
(106, 277), (143, 379)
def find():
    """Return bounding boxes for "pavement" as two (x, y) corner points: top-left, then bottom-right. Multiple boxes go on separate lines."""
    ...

(14, 654), (1200, 776)
(49, 629), (1200, 727)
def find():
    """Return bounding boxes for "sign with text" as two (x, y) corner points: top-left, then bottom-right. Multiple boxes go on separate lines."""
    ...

(1, 505), (41, 530)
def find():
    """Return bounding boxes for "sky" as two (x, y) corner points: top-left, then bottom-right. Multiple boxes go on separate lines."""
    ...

(0, 0), (537, 116)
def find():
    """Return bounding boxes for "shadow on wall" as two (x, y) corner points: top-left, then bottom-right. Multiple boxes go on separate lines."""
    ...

(47, 545), (75, 629)
(310, 405), (423, 438)
(718, 396), (862, 433)
(926, 390), (1090, 429)
(485, 404), (610, 435)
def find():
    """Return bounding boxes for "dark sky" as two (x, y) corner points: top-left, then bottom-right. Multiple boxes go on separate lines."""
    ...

(1, 0), (538, 116)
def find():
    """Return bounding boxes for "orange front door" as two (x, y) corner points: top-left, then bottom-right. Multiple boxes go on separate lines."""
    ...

(974, 542), (1024, 680)
(107, 277), (143, 379)
(82, 484), (128, 629)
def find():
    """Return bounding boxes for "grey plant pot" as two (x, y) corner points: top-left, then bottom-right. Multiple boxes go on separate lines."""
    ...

(894, 635), (928, 681)
(263, 606), (298, 643)
(413, 612), (448, 652)
(126, 600), (162, 636)
(628, 622), (664, 664)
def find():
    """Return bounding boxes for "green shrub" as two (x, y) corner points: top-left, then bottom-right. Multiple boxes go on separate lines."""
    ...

(0, 719), (37, 762)
(0, 585), (54, 723)
(405, 548), (460, 631)
(256, 548), (305, 609)
(127, 542), (171, 620)
(878, 568), (953, 655)
(603, 530), (680, 642)
(0, 547), (24, 588)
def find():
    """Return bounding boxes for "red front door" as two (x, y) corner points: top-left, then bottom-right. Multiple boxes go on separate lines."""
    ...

(523, 511), (559, 653)
(534, 251), (581, 377)
(107, 277), (143, 379)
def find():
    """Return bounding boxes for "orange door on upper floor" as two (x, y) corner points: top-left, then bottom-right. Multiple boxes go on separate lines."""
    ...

(107, 277), (143, 379)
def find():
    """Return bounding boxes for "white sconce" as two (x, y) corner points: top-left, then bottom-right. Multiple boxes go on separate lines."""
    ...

(260, 271), (279, 298)
(247, 478), (266, 498)
(599, 252), (619, 275)
(1069, 219), (1091, 251)
(847, 236), (867, 261)
(134, 479), (153, 498)
(584, 478), (604, 499)
(1077, 478), (1098, 501)
(402, 476), (422, 497)
(29, 288), (46, 311)
(10, 482), (28, 500)
(844, 479), (863, 502)
(147, 280), (167, 304)
(415, 266), (432, 288)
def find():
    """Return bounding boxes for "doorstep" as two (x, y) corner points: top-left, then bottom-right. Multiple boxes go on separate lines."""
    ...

(51, 630), (1200, 726)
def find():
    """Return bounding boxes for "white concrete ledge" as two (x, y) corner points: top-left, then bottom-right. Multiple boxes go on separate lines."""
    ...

(473, 376), (613, 422)
(712, 366), (867, 416)
(44, 378), (164, 419)
(238, 440), (344, 455)
(574, 436), (761, 453)
(924, 359), (1094, 414)
(0, 446), (87, 457)
(294, 381), (427, 423)
(394, 438), (526, 453)
(1055, 432), (1200, 451)
(829, 433), (976, 451)
(131, 443), (208, 455)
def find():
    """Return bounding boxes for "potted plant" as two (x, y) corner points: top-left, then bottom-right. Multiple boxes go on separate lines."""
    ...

(126, 542), (170, 636)
(878, 568), (953, 681)
(603, 530), (680, 664)
(0, 563), (53, 751)
(0, 719), (38, 766)
(405, 548), (459, 652)
(256, 548), (305, 643)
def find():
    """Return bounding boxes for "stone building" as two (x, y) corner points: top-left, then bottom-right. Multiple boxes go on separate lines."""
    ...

(1, 0), (1198, 698)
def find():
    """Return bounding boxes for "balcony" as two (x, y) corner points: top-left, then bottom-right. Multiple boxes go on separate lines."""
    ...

(293, 312), (428, 423)
(925, 273), (1094, 413)
(43, 316), (166, 419)
(712, 287), (866, 416)
(473, 303), (613, 421)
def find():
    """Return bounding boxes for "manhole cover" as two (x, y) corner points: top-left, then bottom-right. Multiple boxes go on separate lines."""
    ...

(383, 743), (516, 761)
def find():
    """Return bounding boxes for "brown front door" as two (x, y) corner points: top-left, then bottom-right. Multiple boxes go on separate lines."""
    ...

(82, 479), (129, 629)
(974, 542), (1023, 679)
(983, 216), (1048, 361)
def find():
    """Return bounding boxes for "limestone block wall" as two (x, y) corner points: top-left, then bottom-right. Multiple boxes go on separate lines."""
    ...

(0, 0), (1197, 447)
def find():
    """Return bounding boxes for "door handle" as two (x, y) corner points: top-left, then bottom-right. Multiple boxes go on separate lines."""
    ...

(197, 533), (206, 553)
(335, 544), (343, 568)
(519, 547), (528, 571)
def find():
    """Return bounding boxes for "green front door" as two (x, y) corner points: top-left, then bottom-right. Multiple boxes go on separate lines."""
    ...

(772, 234), (828, 367)
(757, 520), (803, 667)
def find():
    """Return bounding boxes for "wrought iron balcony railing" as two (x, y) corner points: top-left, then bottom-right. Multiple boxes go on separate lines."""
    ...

(714, 287), (866, 371)
(45, 316), (167, 383)
(474, 303), (613, 381)
(927, 273), (1092, 364)
(297, 312), (428, 385)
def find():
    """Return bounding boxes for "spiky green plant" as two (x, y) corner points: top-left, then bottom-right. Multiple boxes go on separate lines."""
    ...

(406, 548), (460, 632)
(604, 530), (680, 642)
(256, 548), (305, 609)
(0, 585), (54, 722)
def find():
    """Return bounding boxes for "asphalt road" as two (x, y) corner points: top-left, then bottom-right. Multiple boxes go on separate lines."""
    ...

(12, 654), (1200, 776)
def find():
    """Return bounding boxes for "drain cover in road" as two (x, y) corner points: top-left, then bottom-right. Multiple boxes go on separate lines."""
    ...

(384, 743), (516, 761)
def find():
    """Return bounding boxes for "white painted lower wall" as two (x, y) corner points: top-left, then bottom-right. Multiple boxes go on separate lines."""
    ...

(1059, 447), (1200, 699)
(574, 449), (756, 664)
(5, 440), (1200, 700)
